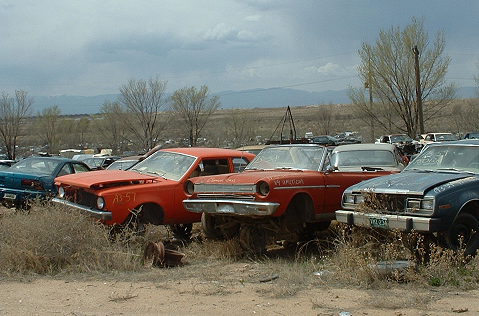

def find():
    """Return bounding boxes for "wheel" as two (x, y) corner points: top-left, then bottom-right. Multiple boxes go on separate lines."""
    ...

(294, 221), (331, 240)
(444, 213), (479, 257)
(239, 224), (267, 254)
(170, 223), (193, 239)
(201, 213), (240, 240)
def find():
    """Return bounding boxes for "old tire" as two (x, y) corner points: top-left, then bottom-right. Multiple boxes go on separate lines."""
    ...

(201, 213), (240, 240)
(239, 224), (267, 254)
(295, 221), (331, 240)
(444, 213), (479, 257)
(170, 223), (193, 239)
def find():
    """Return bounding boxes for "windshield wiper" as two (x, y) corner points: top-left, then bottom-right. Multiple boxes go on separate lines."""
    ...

(437, 168), (475, 174)
(145, 171), (167, 178)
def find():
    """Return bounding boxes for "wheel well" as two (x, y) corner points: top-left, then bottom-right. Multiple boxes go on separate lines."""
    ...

(133, 203), (164, 225)
(284, 193), (314, 223)
(459, 200), (479, 219)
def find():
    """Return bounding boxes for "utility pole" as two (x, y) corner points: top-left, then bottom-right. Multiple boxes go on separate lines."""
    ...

(367, 56), (375, 142)
(412, 46), (424, 135)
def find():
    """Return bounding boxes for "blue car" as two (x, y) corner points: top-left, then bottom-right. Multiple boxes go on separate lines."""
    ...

(336, 139), (479, 257)
(0, 157), (91, 208)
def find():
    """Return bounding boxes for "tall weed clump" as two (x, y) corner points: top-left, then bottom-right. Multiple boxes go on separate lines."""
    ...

(0, 202), (145, 275)
(327, 223), (479, 288)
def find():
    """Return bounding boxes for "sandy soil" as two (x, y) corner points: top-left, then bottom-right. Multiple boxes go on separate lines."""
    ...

(1, 270), (477, 316)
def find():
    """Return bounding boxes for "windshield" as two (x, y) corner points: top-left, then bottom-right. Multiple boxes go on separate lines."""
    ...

(406, 144), (479, 173)
(130, 151), (196, 181)
(331, 150), (396, 168)
(390, 135), (413, 143)
(436, 134), (458, 141)
(245, 145), (325, 171)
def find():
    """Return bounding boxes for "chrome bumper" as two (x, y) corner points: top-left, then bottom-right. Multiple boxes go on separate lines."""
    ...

(335, 210), (440, 232)
(52, 197), (112, 221)
(183, 199), (280, 216)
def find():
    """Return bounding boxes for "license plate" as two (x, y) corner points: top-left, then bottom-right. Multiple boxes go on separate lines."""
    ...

(369, 216), (389, 229)
(3, 193), (16, 200)
(217, 204), (234, 213)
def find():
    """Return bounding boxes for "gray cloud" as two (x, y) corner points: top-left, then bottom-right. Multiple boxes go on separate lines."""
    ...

(0, 1), (477, 97)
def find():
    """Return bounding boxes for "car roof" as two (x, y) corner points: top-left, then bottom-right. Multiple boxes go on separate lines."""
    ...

(429, 139), (479, 146)
(235, 145), (267, 151)
(332, 143), (396, 152)
(159, 147), (256, 158)
(22, 156), (82, 163)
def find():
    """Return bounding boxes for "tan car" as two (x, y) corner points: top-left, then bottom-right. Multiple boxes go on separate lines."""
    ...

(329, 143), (407, 172)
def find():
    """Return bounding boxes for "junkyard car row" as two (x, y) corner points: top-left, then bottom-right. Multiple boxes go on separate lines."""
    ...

(183, 143), (399, 253)
(4, 137), (479, 258)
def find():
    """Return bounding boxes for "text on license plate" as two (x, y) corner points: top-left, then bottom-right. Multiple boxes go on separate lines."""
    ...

(369, 216), (389, 228)
(3, 193), (16, 200)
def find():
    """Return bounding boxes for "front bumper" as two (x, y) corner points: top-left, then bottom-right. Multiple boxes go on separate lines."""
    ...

(335, 210), (442, 232)
(52, 197), (112, 221)
(183, 199), (280, 216)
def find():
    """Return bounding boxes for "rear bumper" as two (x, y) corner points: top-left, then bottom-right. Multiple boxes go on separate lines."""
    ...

(52, 197), (112, 221)
(0, 188), (48, 203)
(183, 199), (280, 216)
(335, 210), (442, 232)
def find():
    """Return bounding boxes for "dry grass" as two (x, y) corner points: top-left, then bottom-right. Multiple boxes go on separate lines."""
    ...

(2, 202), (479, 298)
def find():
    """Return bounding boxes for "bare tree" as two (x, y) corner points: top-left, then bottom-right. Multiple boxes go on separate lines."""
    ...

(315, 102), (334, 135)
(94, 101), (130, 155)
(118, 77), (168, 152)
(226, 108), (256, 148)
(349, 17), (457, 139)
(34, 105), (62, 155)
(0, 90), (33, 159)
(170, 85), (220, 147)
(76, 117), (91, 149)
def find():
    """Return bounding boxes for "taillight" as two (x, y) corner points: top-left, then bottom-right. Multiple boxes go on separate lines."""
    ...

(21, 179), (44, 190)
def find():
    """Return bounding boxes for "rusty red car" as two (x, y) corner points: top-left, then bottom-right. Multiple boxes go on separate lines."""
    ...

(52, 147), (255, 237)
(183, 144), (397, 253)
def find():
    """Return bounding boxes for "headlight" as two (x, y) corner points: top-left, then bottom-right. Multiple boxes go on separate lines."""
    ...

(257, 181), (270, 196)
(406, 198), (434, 214)
(343, 193), (364, 207)
(58, 186), (65, 198)
(185, 180), (195, 195)
(97, 197), (105, 209)
(343, 193), (355, 204)
(421, 199), (434, 210)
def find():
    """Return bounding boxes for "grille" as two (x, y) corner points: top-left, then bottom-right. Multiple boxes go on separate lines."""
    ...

(196, 193), (255, 201)
(68, 189), (98, 209)
(362, 193), (407, 214)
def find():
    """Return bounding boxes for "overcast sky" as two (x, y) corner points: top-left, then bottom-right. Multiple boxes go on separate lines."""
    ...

(1, 1), (478, 97)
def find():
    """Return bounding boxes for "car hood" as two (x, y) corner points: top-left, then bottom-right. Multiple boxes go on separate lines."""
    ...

(55, 170), (160, 189)
(192, 169), (312, 185)
(349, 170), (474, 195)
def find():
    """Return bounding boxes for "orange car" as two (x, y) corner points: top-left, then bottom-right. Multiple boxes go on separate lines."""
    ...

(53, 147), (255, 237)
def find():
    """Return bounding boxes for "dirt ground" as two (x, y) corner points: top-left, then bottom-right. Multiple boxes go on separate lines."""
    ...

(1, 266), (477, 316)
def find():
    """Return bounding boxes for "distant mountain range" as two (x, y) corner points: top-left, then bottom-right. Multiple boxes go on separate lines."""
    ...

(32, 86), (478, 115)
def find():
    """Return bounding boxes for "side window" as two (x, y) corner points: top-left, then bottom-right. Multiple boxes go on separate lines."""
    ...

(232, 157), (250, 172)
(57, 164), (72, 176)
(73, 163), (91, 173)
(200, 159), (229, 176)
